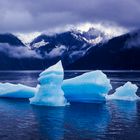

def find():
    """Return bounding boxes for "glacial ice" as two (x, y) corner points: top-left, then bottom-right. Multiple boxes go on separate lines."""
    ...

(30, 61), (68, 106)
(0, 61), (139, 104)
(62, 70), (112, 103)
(0, 83), (35, 98)
(106, 82), (139, 101)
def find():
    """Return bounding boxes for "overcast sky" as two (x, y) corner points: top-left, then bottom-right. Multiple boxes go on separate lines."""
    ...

(0, 0), (140, 33)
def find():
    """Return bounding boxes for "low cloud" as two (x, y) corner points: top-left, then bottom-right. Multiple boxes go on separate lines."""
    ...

(47, 45), (67, 58)
(0, 43), (42, 59)
(0, 43), (67, 59)
(125, 31), (140, 49)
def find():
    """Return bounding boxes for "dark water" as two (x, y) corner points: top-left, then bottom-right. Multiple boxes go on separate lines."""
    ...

(0, 70), (140, 140)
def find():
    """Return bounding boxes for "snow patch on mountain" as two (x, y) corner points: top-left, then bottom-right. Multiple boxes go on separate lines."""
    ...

(33, 39), (49, 48)
(89, 36), (103, 45)
(46, 45), (67, 58)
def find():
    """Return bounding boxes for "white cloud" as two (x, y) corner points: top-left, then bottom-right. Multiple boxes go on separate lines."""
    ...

(76, 22), (128, 37)
(16, 32), (41, 44)
(0, 43), (42, 59)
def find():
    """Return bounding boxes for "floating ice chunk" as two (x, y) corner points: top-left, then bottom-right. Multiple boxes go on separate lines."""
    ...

(0, 83), (36, 98)
(30, 61), (68, 106)
(106, 82), (139, 101)
(62, 70), (112, 103)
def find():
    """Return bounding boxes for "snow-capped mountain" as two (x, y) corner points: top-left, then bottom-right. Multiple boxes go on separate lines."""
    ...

(0, 25), (140, 70)
(67, 29), (140, 70)
(29, 27), (113, 63)
(30, 27), (109, 48)
(30, 31), (89, 62)
(72, 27), (107, 45)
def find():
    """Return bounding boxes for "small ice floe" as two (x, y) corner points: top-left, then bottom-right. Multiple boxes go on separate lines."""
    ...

(106, 82), (139, 101)
(0, 83), (35, 98)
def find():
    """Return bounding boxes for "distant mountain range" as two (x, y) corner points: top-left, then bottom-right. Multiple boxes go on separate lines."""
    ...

(67, 29), (140, 70)
(0, 28), (140, 70)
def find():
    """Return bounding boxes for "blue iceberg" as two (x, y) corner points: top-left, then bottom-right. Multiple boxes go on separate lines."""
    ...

(30, 62), (112, 105)
(0, 83), (35, 98)
(2, 61), (139, 105)
(30, 61), (68, 106)
(62, 70), (112, 103)
(106, 82), (139, 101)
(0, 61), (112, 105)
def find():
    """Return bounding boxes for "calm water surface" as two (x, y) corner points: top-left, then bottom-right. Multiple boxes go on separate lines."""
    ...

(0, 70), (140, 140)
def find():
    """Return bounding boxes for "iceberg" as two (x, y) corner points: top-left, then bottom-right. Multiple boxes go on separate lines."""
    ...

(0, 83), (35, 98)
(30, 61), (68, 106)
(0, 61), (112, 104)
(62, 70), (112, 103)
(106, 82), (139, 101)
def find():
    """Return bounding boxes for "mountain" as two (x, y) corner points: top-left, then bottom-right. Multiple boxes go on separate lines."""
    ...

(0, 33), (25, 46)
(73, 27), (108, 44)
(0, 28), (140, 70)
(0, 33), (47, 70)
(30, 28), (108, 64)
(30, 28), (106, 48)
(66, 29), (140, 70)
(0, 30), (90, 70)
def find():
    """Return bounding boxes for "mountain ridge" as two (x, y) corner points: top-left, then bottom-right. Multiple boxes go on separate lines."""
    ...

(0, 28), (140, 70)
